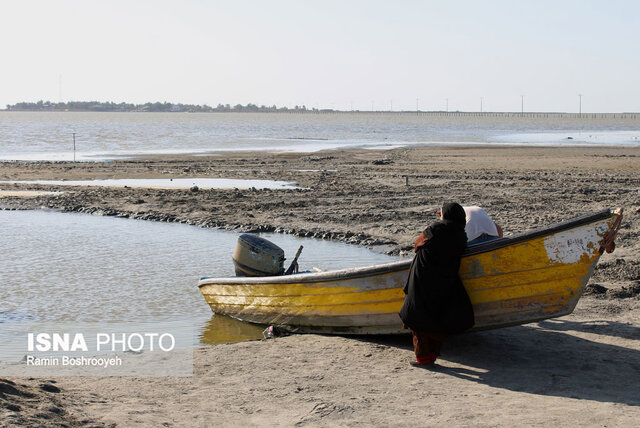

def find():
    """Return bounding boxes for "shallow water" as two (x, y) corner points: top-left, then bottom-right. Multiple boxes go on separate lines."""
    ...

(1, 178), (299, 190)
(0, 111), (638, 160)
(0, 210), (402, 344)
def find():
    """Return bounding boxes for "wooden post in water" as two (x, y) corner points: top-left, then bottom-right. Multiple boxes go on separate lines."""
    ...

(73, 133), (76, 161)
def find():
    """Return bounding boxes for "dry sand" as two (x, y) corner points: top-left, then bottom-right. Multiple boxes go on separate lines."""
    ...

(1, 146), (639, 426)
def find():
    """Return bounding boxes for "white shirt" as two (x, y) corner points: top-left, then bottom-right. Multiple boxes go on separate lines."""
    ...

(463, 206), (498, 241)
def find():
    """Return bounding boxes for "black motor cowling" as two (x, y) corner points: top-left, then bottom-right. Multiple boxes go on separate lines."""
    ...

(232, 234), (285, 277)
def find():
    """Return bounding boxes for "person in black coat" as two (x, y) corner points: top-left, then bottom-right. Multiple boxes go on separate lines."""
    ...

(399, 202), (475, 366)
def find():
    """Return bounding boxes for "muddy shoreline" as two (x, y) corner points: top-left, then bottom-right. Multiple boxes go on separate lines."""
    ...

(1, 145), (639, 281)
(1, 146), (639, 426)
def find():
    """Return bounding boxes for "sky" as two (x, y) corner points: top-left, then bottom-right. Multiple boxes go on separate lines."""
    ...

(1, 0), (638, 112)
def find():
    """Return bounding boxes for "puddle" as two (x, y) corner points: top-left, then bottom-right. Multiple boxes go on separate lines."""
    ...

(0, 190), (63, 197)
(1, 178), (300, 190)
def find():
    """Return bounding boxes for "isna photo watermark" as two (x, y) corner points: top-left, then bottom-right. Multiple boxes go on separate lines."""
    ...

(0, 322), (193, 377)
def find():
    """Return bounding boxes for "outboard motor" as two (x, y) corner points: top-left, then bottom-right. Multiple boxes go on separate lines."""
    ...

(232, 234), (285, 277)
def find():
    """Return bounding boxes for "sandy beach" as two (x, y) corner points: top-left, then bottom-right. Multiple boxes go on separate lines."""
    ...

(1, 146), (639, 426)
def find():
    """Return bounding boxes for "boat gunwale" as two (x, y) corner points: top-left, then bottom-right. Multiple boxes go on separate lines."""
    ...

(198, 208), (614, 287)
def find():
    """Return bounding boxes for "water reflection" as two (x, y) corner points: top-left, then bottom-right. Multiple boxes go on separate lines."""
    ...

(199, 314), (265, 345)
(0, 311), (35, 323)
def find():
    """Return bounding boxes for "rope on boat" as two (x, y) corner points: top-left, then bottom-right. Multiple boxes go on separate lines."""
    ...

(598, 208), (623, 254)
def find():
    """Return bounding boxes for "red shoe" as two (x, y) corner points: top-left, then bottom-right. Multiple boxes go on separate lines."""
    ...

(411, 353), (437, 366)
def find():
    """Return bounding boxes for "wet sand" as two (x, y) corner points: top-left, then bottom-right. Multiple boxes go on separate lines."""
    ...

(1, 146), (639, 426)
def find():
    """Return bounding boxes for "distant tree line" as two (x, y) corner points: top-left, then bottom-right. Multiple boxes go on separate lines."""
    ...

(5, 100), (318, 113)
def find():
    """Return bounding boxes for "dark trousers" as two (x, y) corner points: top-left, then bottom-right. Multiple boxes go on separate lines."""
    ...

(411, 330), (447, 364)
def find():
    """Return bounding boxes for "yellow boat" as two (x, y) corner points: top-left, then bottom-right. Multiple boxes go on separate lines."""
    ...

(198, 208), (623, 334)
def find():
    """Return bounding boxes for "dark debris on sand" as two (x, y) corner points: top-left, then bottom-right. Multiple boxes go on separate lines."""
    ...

(1, 378), (107, 428)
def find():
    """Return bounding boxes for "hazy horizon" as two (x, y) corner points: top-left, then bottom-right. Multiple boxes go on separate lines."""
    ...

(3, 100), (639, 114)
(1, 1), (638, 113)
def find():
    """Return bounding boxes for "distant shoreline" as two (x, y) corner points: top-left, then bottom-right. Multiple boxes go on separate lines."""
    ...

(1, 110), (638, 119)
(3, 101), (639, 116)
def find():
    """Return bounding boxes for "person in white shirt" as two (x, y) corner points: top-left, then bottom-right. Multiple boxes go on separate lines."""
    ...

(463, 206), (503, 245)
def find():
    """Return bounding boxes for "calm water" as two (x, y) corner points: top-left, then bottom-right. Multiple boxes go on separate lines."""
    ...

(2, 178), (299, 190)
(0, 111), (638, 160)
(0, 210), (402, 344)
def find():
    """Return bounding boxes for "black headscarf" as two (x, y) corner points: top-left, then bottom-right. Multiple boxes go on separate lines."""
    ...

(441, 202), (466, 227)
